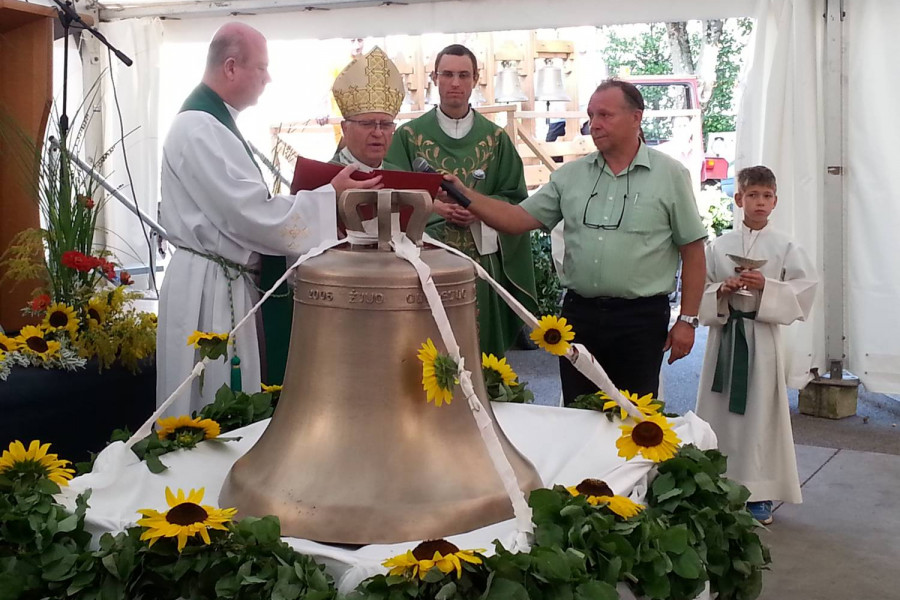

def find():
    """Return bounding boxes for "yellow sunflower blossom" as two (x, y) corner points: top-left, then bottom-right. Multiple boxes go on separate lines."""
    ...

(566, 478), (644, 519)
(260, 383), (282, 394)
(186, 331), (229, 348)
(156, 415), (221, 441)
(417, 338), (457, 407)
(616, 414), (681, 463)
(0, 440), (75, 486)
(529, 315), (575, 356)
(16, 325), (61, 361)
(85, 297), (108, 326)
(383, 539), (483, 580)
(136, 487), (237, 552)
(43, 302), (80, 337)
(481, 353), (519, 386)
(0, 333), (19, 353)
(599, 389), (661, 420)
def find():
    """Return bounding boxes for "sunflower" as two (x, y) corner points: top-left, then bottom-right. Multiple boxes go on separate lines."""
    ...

(43, 302), (80, 336)
(260, 383), (282, 394)
(481, 353), (519, 386)
(0, 332), (19, 353)
(136, 487), (237, 552)
(156, 415), (221, 445)
(85, 296), (108, 326)
(383, 539), (483, 580)
(566, 478), (645, 519)
(0, 440), (75, 486)
(599, 389), (662, 420)
(616, 414), (681, 463)
(529, 315), (575, 356)
(186, 331), (229, 348)
(417, 338), (458, 407)
(16, 325), (61, 360)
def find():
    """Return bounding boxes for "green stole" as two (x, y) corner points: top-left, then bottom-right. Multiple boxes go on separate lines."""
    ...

(711, 308), (757, 414)
(178, 83), (290, 385)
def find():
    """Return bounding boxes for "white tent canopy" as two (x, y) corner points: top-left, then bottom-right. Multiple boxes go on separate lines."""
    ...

(32, 0), (900, 392)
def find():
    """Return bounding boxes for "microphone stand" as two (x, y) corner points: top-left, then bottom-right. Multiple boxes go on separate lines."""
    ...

(52, 0), (133, 140)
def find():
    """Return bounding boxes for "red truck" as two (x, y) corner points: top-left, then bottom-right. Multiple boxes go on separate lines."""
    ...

(625, 75), (729, 186)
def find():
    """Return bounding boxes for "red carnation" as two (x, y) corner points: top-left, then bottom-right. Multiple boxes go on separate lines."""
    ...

(30, 294), (51, 312)
(61, 250), (102, 273)
(120, 271), (133, 286)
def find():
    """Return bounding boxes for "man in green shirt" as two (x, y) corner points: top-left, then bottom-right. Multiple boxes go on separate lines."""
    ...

(436, 80), (707, 404)
(386, 44), (538, 358)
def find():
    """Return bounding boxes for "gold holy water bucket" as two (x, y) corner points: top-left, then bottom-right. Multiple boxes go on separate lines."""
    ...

(220, 189), (542, 544)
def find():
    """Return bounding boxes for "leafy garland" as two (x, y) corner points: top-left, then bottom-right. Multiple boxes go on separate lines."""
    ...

(1, 441), (767, 600)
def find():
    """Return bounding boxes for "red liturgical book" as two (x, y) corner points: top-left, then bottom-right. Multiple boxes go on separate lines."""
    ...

(290, 156), (443, 229)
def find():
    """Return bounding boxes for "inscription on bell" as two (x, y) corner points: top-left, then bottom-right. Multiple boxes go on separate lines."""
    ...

(297, 283), (475, 310)
(405, 288), (468, 305)
(349, 289), (385, 305)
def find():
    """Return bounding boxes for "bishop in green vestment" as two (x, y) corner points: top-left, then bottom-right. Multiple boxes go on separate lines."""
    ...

(261, 46), (406, 384)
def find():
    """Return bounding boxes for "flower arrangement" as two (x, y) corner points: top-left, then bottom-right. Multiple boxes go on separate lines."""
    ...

(0, 103), (156, 381)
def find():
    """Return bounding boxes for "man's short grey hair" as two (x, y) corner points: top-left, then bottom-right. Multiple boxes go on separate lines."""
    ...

(206, 30), (246, 70)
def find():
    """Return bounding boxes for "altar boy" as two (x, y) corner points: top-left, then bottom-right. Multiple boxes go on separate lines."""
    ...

(695, 165), (818, 525)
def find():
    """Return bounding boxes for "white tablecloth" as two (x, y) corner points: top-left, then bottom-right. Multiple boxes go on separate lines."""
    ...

(63, 403), (717, 595)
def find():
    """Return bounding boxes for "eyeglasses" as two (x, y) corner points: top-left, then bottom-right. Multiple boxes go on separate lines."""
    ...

(344, 119), (396, 132)
(582, 158), (631, 230)
(436, 70), (473, 81)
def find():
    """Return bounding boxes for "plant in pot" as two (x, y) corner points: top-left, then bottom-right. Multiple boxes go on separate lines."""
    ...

(0, 102), (157, 461)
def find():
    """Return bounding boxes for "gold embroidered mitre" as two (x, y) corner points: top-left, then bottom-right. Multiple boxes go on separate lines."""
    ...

(332, 46), (404, 118)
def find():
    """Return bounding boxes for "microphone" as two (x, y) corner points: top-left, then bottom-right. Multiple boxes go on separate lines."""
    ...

(412, 157), (471, 208)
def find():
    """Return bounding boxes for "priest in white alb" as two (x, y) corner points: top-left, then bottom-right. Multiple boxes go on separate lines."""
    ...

(156, 22), (381, 417)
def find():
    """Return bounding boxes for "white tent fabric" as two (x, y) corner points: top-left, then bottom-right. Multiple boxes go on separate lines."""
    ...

(96, 19), (164, 284)
(845, 0), (900, 392)
(733, 0), (826, 389)
(736, 0), (900, 392)
(114, 1), (756, 41)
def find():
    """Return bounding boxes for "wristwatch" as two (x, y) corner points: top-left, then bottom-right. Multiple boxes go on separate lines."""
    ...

(678, 314), (700, 328)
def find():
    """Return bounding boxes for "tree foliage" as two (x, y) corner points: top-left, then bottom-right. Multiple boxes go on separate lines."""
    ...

(600, 19), (754, 135)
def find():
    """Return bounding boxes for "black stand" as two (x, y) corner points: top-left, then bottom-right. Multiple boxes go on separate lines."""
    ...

(52, 0), (132, 139)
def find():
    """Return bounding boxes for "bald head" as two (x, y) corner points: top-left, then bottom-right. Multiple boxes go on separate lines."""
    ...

(202, 23), (271, 111)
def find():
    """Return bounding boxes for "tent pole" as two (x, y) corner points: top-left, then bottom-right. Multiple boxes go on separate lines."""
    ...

(822, 0), (846, 379)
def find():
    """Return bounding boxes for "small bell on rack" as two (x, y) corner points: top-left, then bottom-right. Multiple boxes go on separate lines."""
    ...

(534, 58), (571, 102)
(494, 60), (527, 103)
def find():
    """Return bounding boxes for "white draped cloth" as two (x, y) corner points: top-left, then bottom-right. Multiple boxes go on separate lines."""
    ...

(696, 226), (817, 503)
(157, 106), (338, 417)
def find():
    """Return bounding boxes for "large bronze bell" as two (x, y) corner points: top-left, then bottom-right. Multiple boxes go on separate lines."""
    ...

(220, 190), (542, 544)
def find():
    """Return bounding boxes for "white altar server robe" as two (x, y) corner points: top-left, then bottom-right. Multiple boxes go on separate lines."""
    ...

(696, 226), (817, 503)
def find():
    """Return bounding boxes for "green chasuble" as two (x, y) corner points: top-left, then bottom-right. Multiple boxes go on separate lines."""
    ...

(386, 108), (538, 357)
(257, 150), (402, 385)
